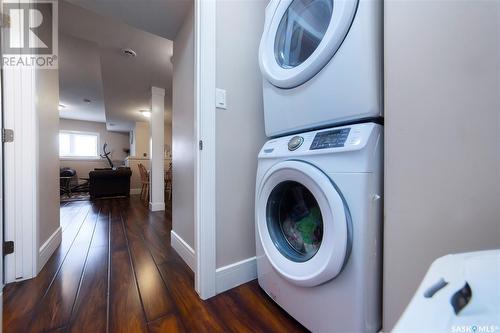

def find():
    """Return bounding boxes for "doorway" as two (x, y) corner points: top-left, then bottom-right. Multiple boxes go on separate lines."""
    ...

(1, 0), (217, 301)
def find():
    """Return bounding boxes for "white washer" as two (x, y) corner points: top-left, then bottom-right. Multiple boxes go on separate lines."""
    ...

(259, 0), (383, 137)
(255, 122), (383, 332)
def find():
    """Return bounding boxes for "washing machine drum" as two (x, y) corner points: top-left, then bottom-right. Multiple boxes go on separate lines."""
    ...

(259, 0), (359, 88)
(257, 161), (352, 287)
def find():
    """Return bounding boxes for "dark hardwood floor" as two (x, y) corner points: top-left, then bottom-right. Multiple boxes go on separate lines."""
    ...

(3, 196), (307, 333)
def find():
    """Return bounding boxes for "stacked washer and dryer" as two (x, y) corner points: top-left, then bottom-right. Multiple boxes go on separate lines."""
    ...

(255, 0), (383, 332)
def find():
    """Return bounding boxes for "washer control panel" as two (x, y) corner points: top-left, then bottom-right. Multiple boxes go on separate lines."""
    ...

(310, 128), (351, 150)
(258, 123), (379, 158)
(288, 136), (304, 151)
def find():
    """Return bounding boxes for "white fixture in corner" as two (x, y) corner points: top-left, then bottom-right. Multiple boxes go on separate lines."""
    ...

(58, 103), (66, 111)
(149, 86), (165, 212)
(140, 110), (151, 118)
(394, 250), (500, 332)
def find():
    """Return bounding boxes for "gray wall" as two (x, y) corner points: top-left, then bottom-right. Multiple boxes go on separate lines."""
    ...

(215, 0), (267, 268)
(172, 3), (195, 248)
(384, 1), (500, 330)
(37, 70), (61, 249)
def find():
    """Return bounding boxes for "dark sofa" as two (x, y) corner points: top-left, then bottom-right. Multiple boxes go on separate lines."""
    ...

(89, 167), (132, 199)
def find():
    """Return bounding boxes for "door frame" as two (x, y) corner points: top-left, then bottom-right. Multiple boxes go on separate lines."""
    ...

(2, 68), (39, 283)
(0, 14), (4, 328)
(194, 0), (217, 300)
(1, 0), (220, 299)
(2, 18), (39, 283)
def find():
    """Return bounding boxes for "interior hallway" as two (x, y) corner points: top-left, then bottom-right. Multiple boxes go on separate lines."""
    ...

(3, 197), (306, 333)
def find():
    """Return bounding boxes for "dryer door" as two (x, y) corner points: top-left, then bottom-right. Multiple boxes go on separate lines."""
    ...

(257, 160), (352, 287)
(259, 0), (358, 88)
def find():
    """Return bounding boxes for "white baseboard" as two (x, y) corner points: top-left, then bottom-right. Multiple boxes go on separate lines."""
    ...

(149, 201), (165, 211)
(216, 256), (257, 294)
(171, 230), (195, 272)
(38, 226), (62, 272)
(130, 188), (142, 195)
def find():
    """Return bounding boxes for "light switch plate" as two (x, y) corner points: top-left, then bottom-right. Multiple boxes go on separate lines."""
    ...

(216, 88), (227, 109)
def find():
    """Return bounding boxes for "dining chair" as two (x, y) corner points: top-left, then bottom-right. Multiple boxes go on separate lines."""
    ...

(165, 164), (173, 201)
(138, 163), (149, 203)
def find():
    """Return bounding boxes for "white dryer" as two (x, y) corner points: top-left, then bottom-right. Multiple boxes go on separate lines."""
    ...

(259, 0), (383, 137)
(255, 122), (383, 332)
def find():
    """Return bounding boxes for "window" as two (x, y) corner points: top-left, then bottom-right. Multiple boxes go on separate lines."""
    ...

(59, 131), (100, 159)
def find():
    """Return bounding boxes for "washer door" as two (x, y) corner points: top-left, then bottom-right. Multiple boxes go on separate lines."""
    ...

(257, 160), (352, 287)
(259, 0), (358, 88)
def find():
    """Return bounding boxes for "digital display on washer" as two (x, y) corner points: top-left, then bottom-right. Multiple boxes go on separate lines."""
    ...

(310, 128), (350, 150)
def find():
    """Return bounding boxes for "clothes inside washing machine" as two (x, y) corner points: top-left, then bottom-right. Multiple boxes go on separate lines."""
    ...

(282, 206), (322, 255)
(267, 181), (323, 262)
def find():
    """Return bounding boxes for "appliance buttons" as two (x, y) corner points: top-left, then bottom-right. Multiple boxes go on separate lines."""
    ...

(288, 136), (304, 151)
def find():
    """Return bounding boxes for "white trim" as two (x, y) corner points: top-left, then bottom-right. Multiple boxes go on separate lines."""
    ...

(194, 0), (217, 299)
(152, 86), (165, 96)
(0, 32), (4, 320)
(38, 226), (62, 272)
(171, 230), (195, 272)
(4, 65), (39, 283)
(59, 129), (101, 136)
(149, 202), (165, 212)
(215, 257), (257, 294)
(149, 86), (165, 212)
(59, 157), (101, 161)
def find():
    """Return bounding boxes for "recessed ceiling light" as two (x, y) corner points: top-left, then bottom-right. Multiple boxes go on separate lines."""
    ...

(83, 98), (91, 103)
(140, 110), (151, 118)
(122, 48), (137, 57)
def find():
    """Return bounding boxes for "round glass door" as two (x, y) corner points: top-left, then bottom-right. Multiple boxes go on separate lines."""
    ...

(259, 0), (358, 88)
(266, 181), (323, 262)
(275, 0), (334, 69)
(256, 160), (351, 287)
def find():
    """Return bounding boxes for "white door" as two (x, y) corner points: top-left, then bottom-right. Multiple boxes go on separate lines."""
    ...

(256, 160), (352, 287)
(259, 0), (358, 88)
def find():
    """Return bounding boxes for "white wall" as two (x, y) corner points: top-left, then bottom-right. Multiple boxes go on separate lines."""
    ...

(37, 70), (61, 252)
(170, 0), (267, 275)
(215, 0), (267, 268)
(132, 121), (150, 158)
(59, 119), (129, 178)
(172, 3), (195, 248)
(384, 1), (500, 330)
(130, 121), (172, 159)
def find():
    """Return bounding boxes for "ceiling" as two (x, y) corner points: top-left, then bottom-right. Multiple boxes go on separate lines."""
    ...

(59, 0), (187, 132)
(59, 34), (106, 123)
(65, 0), (192, 40)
